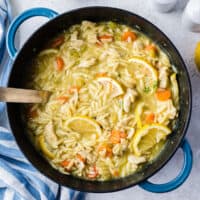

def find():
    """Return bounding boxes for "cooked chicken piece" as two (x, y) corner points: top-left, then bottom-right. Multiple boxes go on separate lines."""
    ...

(156, 99), (177, 124)
(116, 115), (134, 128)
(123, 88), (137, 113)
(44, 121), (58, 149)
(97, 112), (111, 128)
(86, 31), (98, 44)
(70, 31), (78, 41)
(70, 40), (84, 50)
(80, 21), (98, 43)
(128, 155), (146, 164)
(133, 40), (145, 51)
(112, 139), (128, 156)
(159, 66), (169, 88)
(120, 69), (136, 88)
(78, 58), (96, 68)
(81, 21), (96, 30)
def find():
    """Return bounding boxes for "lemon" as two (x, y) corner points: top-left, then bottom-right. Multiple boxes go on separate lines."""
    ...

(96, 77), (124, 98)
(194, 42), (200, 71)
(38, 135), (55, 159)
(128, 57), (158, 80)
(129, 57), (158, 93)
(66, 116), (102, 136)
(131, 124), (171, 156)
(135, 102), (145, 129)
(170, 73), (179, 106)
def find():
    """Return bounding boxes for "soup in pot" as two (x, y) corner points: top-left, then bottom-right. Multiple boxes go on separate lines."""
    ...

(23, 21), (179, 180)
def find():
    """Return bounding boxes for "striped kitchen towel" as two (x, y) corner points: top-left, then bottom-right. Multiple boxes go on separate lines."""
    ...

(0, 127), (86, 200)
(0, 0), (86, 199)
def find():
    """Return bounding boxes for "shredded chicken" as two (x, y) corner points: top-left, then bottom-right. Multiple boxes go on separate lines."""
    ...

(133, 40), (145, 51)
(156, 99), (177, 124)
(120, 69), (136, 88)
(123, 88), (137, 113)
(81, 21), (97, 43)
(159, 66), (169, 88)
(44, 121), (58, 149)
(128, 155), (146, 164)
(116, 115), (134, 128)
(78, 58), (96, 68)
(70, 31), (78, 41)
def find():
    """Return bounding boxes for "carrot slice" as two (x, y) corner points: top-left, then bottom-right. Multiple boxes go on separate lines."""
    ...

(96, 41), (103, 47)
(145, 113), (155, 123)
(121, 31), (137, 42)
(106, 147), (112, 157)
(145, 44), (158, 57)
(51, 36), (64, 48)
(98, 34), (113, 40)
(56, 57), (64, 71)
(110, 130), (127, 144)
(95, 72), (107, 78)
(98, 144), (107, 152)
(113, 170), (119, 177)
(60, 160), (70, 167)
(98, 144), (112, 157)
(87, 165), (98, 179)
(119, 131), (127, 139)
(156, 89), (171, 101)
(110, 130), (121, 144)
(57, 96), (69, 103)
(93, 165), (98, 174)
(76, 153), (85, 163)
(145, 44), (157, 51)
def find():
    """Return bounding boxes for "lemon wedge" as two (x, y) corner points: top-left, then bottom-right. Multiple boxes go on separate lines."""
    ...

(96, 77), (124, 98)
(38, 135), (55, 159)
(66, 116), (102, 136)
(194, 42), (200, 71)
(130, 124), (171, 156)
(129, 57), (158, 93)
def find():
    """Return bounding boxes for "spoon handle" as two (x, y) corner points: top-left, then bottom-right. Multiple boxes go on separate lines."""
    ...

(0, 87), (51, 103)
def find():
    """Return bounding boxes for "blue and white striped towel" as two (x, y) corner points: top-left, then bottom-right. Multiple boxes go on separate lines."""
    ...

(0, 1), (86, 199)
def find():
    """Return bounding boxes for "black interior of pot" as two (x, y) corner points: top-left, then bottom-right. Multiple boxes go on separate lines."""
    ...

(7, 7), (192, 192)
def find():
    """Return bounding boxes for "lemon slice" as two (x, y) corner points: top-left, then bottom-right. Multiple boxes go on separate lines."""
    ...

(128, 57), (158, 81)
(38, 135), (55, 159)
(66, 116), (102, 136)
(135, 102), (145, 129)
(170, 73), (179, 106)
(96, 77), (124, 98)
(131, 124), (171, 156)
(194, 42), (200, 71)
(129, 57), (158, 93)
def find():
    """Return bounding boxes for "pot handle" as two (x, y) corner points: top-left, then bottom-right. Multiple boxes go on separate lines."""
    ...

(139, 139), (192, 193)
(6, 8), (58, 59)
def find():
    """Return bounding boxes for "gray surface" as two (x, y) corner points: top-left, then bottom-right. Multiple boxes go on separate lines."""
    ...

(8, 0), (200, 199)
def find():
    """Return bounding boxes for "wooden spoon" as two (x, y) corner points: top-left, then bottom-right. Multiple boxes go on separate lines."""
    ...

(0, 87), (51, 103)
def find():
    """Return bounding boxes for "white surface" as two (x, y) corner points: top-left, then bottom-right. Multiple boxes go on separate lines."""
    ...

(9, 0), (200, 199)
(152, 0), (178, 13)
(182, 0), (200, 32)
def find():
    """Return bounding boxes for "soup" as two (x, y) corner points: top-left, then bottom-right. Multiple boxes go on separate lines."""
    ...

(23, 21), (179, 180)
